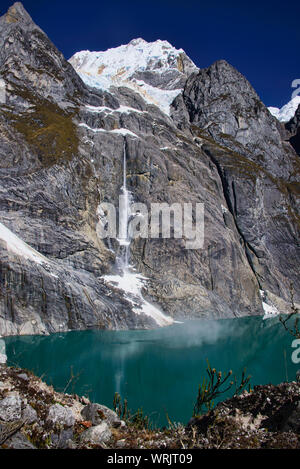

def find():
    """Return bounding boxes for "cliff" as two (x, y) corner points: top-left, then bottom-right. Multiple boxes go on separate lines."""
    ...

(0, 2), (299, 335)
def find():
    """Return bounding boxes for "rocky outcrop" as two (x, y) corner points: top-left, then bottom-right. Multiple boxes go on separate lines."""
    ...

(175, 60), (300, 308)
(0, 364), (299, 449)
(186, 380), (300, 449)
(0, 3), (299, 335)
(0, 364), (126, 449)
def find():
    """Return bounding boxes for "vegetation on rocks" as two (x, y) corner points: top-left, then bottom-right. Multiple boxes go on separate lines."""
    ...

(2, 92), (79, 168)
(193, 361), (251, 416)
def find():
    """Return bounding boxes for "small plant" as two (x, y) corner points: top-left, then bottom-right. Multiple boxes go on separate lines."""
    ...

(113, 392), (129, 420)
(130, 408), (150, 430)
(193, 360), (251, 416)
(233, 368), (252, 395)
(62, 366), (82, 394)
(113, 392), (150, 429)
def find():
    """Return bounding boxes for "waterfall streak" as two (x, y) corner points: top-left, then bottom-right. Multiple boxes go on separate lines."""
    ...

(103, 140), (173, 327)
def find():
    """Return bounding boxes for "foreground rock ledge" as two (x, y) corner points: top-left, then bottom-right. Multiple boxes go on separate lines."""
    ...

(0, 364), (299, 449)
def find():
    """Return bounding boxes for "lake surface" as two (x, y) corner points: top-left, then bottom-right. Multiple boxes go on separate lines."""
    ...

(4, 316), (299, 427)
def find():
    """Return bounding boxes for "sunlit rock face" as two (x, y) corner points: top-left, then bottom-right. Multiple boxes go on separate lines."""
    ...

(178, 60), (300, 306)
(0, 2), (299, 336)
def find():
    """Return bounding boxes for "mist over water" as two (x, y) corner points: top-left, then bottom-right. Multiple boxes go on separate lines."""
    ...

(4, 317), (299, 427)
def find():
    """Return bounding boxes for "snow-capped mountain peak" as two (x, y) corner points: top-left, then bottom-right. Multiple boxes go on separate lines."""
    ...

(268, 95), (300, 123)
(69, 38), (198, 115)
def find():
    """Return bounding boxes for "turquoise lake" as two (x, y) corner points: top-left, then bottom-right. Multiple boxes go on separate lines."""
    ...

(3, 316), (299, 427)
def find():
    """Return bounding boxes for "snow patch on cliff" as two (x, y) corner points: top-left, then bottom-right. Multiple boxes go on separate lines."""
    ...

(103, 269), (173, 327)
(0, 222), (48, 264)
(78, 123), (138, 138)
(259, 290), (280, 319)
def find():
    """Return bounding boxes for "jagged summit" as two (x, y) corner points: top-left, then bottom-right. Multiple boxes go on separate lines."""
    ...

(69, 37), (198, 115)
(0, 1), (87, 109)
(0, 2), (34, 25)
(1, 2), (296, 123)
(69, 37), (196, 75)
(128, 37), (149, 46)
(129, 37), (181, 50)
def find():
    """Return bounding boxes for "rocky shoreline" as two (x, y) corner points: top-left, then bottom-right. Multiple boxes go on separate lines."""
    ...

(0, 363), (299, 449)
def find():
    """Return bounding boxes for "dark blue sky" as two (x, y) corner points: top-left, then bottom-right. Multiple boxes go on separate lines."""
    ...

(1, 0), (299, 107)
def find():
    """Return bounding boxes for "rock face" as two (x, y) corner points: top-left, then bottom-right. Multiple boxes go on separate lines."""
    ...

(0, 2), (299, 335)
(177, 60), (300, 309)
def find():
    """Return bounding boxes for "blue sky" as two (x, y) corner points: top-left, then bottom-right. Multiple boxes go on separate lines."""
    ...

(1, 0), (299, 107)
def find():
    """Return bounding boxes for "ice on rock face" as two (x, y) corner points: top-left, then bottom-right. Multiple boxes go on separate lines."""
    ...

(103, 270), (173, 327)
(0, 222), (48, 264)
(78, 123), (138, 138)
(69, 38), (197, 116)
(259, 290), (279, 320)
(0, 338), (7, 364)
(268, 96), (300, 123)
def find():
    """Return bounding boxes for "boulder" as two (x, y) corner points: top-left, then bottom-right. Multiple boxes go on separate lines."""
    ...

(81, 403), (124, 428)
(0, 393), (22, 421)
(51, 428), (74, 449)
(22, 404), (38, 424)
(46, 404), (75, 428)
(3, 431), (36, 449)
(80, 422), (112, 445)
